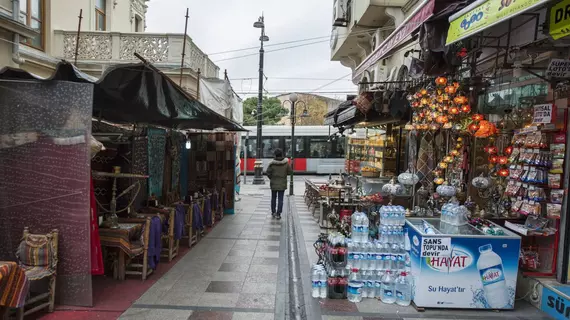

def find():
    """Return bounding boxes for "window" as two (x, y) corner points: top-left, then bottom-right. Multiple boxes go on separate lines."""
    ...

(244, 138), (257, 158)
(135, 16), (142, 32)
(331, 137), (346, 158)
(20, 0), (44, 49)
(262, 137), (280, 158)
(285, 137), (306, 158)
(308, 137), (331, 158)
(96, 0), (106, 31)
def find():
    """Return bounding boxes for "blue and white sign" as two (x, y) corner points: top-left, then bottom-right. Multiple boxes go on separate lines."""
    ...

(541, 286), (570, 319)
(407, 221), (521, 309)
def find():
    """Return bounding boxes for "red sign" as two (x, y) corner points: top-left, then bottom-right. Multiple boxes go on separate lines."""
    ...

(352, 0), (435, 82)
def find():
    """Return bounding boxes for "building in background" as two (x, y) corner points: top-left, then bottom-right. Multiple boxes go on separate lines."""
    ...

(275, 93), (342, 125)
(0, 0), (218, 98)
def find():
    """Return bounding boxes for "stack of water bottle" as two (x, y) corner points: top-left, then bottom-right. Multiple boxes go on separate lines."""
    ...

(440, 202), (469, 226)
(311, 233), (349, 299)
(344, 207), (412, 306)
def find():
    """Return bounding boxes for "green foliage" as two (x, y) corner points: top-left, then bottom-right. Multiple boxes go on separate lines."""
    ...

(242, 96), (288, 126)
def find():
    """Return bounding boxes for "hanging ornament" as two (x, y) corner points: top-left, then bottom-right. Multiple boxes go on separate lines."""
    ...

(504, 146), (514, 155)
(450, 149), (459, 156)
(489, 155), (499, 164)
(461, 105), (472, 113)
(471, 114), (484, 121)
(443, 122), (453, 129)
(420, 89), (428, 95)
(444, 156), (454, 163)
(445, 85), (457, 95)
(468, 123), (480, 132)
(438, 162), (448, 169)
(435, 77), (448, 86)
(449, 107), (460, 115)
(498, 168), (510, 177)
(474, 120), (497, 138)
(498, 156), (509, 165)
(454, 95), (467, 104)
(434, 177), (445, 185)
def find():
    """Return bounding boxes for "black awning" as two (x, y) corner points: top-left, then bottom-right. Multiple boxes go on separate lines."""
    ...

(0, 61), (246, 132)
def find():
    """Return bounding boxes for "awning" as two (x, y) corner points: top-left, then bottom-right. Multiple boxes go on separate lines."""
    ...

(0, 61), (246, 132)
(445, 0), (551, 45)
(352, 0), (436, 83)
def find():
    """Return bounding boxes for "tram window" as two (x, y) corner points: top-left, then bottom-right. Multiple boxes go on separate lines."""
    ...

(262, 137), (280, 158)
(308, 137), (331, 158)
(244, 138), (257, 158)
(285, 137), (306, 158)
(331, 137), (346, 158)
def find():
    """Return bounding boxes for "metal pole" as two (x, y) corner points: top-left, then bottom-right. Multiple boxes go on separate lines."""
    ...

(289, 101), (295, 195)
(244, 134), (248, 184)
(253, 15), (266, 185)
(179, 8), (190, 87)
(74, 9), (83, 65)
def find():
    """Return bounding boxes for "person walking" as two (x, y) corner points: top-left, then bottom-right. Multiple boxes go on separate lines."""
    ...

(266, 148), (292, 219)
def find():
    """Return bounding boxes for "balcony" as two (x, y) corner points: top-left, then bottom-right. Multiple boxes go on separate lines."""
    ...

(331, 0), (407, 62)
(52, 30), (219, 79)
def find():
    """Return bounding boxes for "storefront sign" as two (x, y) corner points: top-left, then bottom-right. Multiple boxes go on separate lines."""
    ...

(547, 59), (570, 78)
(352, 0), (435, 82)
(533, 103), (555, 124)
(541, 286), (570, 320)
(446, 0), (551, 45)
(421, 237), (451, 257)
(550, 0), (570, 40)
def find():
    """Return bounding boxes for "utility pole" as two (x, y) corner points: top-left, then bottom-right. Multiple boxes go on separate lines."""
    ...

(179, 8), (189, 87)
(74, 9), (83, 65)
(252, 14), (268, 185)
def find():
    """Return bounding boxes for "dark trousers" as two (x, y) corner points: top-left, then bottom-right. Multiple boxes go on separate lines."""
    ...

(271, 190), (285, 215)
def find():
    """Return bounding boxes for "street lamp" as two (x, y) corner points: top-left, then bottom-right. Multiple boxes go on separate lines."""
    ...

(283, 93), (308, 195)
(252, 14), (269, 185)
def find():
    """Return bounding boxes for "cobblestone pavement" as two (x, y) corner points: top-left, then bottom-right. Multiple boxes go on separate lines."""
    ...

(119, 177), (550, 320)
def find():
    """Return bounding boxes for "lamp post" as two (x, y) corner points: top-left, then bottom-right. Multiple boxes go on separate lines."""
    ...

(283, 93), (308, 195)
(252, 15), (269, 185)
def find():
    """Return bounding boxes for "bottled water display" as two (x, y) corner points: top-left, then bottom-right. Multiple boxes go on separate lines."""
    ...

(380, 205), (406, 226)
(311, 264), (327, 298)
(477, 244), (510, 308)
(380, 270), (396, 304)
(441, 202), (469, 226)
(351, 211), (370, 243)
(347, 268), (363, 302)
(395, 272), (412, 306)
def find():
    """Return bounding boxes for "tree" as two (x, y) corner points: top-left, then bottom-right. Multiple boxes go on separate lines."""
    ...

(242, 96), (288, 126)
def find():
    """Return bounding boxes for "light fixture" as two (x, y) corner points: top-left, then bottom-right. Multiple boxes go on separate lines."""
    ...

(251, 110), (256, 116)
(260, 35), (270, 42)
(301, 108), (309, 118)
(289, 93), (298, 103)
(185, 140), (191, 150)
(253, 17), (264, 28)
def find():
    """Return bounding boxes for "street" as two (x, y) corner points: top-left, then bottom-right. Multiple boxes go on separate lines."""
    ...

(118, 177), (550, 320)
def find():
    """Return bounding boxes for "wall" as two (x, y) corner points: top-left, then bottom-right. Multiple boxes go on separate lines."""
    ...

(0, 30), (16, 68)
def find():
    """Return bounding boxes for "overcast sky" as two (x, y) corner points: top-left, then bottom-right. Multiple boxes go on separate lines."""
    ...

(146, 0), (356, 100)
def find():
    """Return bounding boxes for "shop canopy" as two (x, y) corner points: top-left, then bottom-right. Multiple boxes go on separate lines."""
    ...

(0, 61), (246, 132)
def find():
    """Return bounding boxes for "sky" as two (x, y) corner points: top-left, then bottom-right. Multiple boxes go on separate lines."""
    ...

(145, 0), (356, 101)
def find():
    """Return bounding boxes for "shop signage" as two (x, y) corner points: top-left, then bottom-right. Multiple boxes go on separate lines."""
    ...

(547, 59), (570, 78)
(540, 286), (570, 320)
(550, 0), (570, 40)
(446, 0), (551, 45)
(533, 103), (555, 124)
(352, 0), (435, 82)
(421, 237), (451, 257)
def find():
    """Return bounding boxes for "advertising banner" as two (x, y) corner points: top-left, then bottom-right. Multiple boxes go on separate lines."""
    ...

(541, 286), (570, 319)
(408, 225), (521, 309)
(446, 0), (550, 45)
(549, 0), (570, 40)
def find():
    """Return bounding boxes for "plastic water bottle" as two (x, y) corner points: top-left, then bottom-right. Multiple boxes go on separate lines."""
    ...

(361, 213), (370, 243)
(351, 212), (361, 242)
(397, 244), (406, 271)
(404, 229), (411, 272)
(380, 226), (388, 244)
(347, 268), (363, 303)
(381, 270), (396, 304)
(477, 244), (510, 308)
(347, 239), (354, 268)
(319, 267), (328, 298)
(361, 270), (369, 298)
(391, 243), (399, 271)
(375, 270), (384, 298)
(395, 272), (412, 306)
(366, 271), (376, 298)
(311, 265), (325, 298)
(352, 242), (362, 270)
(375, 241), (383, 271)
(369, 241), (378, 271)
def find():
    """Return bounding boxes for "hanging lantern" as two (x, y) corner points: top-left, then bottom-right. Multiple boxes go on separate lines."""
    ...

(504, 146), (514, 155)
(471, 114), (484, 121)
(454, 95), (467, 104)
(498, 156), (509, 165)
(489, 155), (499, 164)
(484, 146), (498, 154)
(434, 169), (444, 176)
(453, 124), (463, 131)
(420, 89), (428, 95)
(451, 149), (459, 156)
(436, 115), (445, 124)
(421, 124), (429, 130)
(457, 137), (463, 142)
(406, 94), (414, 101)
(453, 81), (460, 88)
(443, 122), (453, 129)
(449, 107), (460, 115)
(498, 168), (510, 177)
(434, 177), (445, 185)
(421, 97), (429, 105)
(444, 156), (454, 163)
(461, 105), (472, 113)
(437, 96), (444, 103)
(442, 94), (450, 101)
(468, 123), (480, 132)
(445, 85), (457, 94)
(436, 77), (448, 86)
(438, 162), (448, 169)
(474, 120), (498, 138)
(404, 123), (415, 130)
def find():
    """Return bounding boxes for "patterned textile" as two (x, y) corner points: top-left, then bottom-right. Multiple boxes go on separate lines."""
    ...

(203, 197), (212, 226)
(131, 136), (149, 210)
(192, 203), (204, 231)
(21, 265), (54, 280)
(0, 261), (29, 308)
(99, 223), (143, 257)
(180, 141), (189, 199)
(417, 131), (435, 189)
(90, 176), (104, 275)
(147, 216), (162, 270)
(407, 130), (418, 170)
(16, 235), (53, 267)
(169, 134), (183, 198)
(147, 128), (166, 199)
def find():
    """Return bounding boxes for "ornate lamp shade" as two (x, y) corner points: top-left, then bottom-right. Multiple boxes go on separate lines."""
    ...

(436, 183), (456, 197)
(472, 174), (491, 189)
(382, 179), (405, 195)
(398, 170), (419, 186)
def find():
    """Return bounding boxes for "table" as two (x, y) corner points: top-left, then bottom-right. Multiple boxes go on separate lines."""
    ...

(0, 261), (29, 318)
(99, 223), (143, 280)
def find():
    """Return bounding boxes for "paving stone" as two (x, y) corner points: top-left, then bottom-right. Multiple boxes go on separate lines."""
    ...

(241, 281), (277, 294)
(254, 251), (279, 258)
(189, 311), (234, 320)
(236, 293), (276, 309)
(248, 264), (278, 274)
(232, 312), (274, 320)
(245, 272), (278, 283)
(219, 263), (251, 272)
(206, 281), (244, 293)
(224, 255), (254, 264)
(252, 258), (280, 265)
(196, 292), (240, 307)
(212, 271), (247, 282)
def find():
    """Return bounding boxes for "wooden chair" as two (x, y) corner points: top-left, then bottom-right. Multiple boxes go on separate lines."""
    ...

(14, 228), (59, 320)
(184, 204), (197, 247)
(160, 208), (178, 262)
(125, 217), (153, 280)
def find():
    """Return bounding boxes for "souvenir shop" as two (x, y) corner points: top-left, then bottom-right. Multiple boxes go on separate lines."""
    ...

(0, 60), (243, 316)
(310, 0), (570, 313)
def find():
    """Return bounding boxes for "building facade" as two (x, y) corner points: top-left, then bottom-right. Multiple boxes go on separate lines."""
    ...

(275, 93), (342, 126)
(0, 0), (218, 98)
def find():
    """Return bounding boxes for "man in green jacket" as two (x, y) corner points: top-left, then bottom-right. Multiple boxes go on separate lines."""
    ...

(266, 148), (292, 219)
